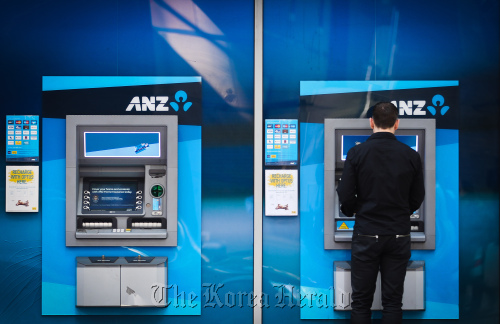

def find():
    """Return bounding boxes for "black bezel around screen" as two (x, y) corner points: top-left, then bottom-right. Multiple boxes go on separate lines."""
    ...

(81, 177), (145, 215)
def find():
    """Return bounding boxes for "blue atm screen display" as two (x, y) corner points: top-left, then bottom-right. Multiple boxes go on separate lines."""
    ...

(342, 135), (418, 160)
(89, 181), (137, 211)
(84, 132), (161, 158)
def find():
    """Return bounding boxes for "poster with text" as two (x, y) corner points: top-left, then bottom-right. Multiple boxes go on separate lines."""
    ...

(265, 119), (299, 166)
(6, 165), (39, 212)
(265, 169), (298, 216)
(6, 115), (39, 162)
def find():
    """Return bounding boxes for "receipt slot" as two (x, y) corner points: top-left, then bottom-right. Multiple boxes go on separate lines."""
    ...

(66, 115), (178, 247)
(324, 119), (435, 250)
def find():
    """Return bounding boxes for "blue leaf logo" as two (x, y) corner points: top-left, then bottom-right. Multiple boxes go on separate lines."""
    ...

(170, 90), (192, 112)
(427, 94), (450, 116)
(171, 102), (179, 112)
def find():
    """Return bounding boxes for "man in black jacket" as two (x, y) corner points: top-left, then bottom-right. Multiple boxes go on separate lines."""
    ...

(337, 102), (425, 324)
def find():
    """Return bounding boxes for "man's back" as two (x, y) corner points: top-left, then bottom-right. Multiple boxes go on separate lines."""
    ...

(337, 131), (424, 235)
(337, 102), (426, 324)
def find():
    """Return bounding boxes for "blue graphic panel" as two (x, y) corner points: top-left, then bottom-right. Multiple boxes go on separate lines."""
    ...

(300, 81), (459, 96)
(341, 135), (370, 160)
(41, 119), (202, 315)
(6, 115), (39, 162)
(337, 220), (355, 231)
(264, 119), (299, 166)
(84, 132), (161, 157)
(342, 135), (418, 160)
(42, 76), (202, 91)
(299, 123), (459, 319)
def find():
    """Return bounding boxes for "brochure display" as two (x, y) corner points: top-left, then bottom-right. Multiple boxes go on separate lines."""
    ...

(6, 165), (39, 212)
(6, 115), (39, 162)
(265, 169), (298, 216)
(265, 119), (298, 166)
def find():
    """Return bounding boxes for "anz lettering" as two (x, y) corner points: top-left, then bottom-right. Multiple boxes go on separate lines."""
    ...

(125, 96), (169, 112)
(391, 100), (427, 116)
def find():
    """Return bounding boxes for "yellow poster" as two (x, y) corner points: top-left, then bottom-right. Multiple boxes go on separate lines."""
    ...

(265, 169), (298, 216)
(6, 166), (39, 212)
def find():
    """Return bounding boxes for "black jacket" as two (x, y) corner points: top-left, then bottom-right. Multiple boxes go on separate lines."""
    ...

(336, 132), (425, 235)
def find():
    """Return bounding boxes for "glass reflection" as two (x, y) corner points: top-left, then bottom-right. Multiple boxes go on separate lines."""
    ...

(150, 0), (251, 111)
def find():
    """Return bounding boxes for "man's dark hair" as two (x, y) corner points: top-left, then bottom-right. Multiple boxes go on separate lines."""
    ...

(372, 102), (398, 129)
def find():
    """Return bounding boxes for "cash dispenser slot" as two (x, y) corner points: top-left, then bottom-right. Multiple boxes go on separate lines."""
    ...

(78, 217), (115, 229)
(129, 218), (165, 229)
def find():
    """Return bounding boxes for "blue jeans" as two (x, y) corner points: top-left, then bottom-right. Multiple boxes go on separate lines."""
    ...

(350, 233), (411, 324)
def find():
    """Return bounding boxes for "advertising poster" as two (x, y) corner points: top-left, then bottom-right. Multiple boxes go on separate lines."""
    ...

(6, 115), (39, 162)
(265, 169), (298, 216)
(6, 165), (39, 212)
(265, 119), (299, 166)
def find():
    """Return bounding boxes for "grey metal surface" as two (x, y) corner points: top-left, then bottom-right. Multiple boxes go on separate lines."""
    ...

(77, 265), (121, 307)
(76, 257), (167, 307)
(75, 230), (167, 239)
(253, 0), (264, 322)
(121, 265), (167, 307)
(66, 115), (178, 247)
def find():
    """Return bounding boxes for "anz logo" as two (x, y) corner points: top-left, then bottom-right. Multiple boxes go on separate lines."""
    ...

(392, 94), (450, 116)
(126, 96), (169, 111)
(125, 91), (192, 112)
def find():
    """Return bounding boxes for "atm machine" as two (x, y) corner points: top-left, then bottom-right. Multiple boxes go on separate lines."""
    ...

(66, 115), (178, 247)
(324, 118), (435, 311)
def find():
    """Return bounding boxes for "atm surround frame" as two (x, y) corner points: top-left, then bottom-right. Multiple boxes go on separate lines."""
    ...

(324, 118), (436, 250)
(66, 115), (178, 247)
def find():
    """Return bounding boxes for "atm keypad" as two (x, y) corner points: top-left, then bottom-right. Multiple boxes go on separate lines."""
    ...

(135, 192), (142, 210)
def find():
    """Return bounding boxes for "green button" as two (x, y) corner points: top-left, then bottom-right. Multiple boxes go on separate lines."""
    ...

(151, 185), (164, 198)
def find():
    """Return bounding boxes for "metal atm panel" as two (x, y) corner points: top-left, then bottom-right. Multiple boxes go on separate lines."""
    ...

(76, 257), (167, 307)
(121, 262), (167, 307)
(76, 263), (121, 307)
(66, 115), (178, 247)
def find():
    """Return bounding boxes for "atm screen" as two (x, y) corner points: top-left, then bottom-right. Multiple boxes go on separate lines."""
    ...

(341, 135), (418, 160)
(84, 132), (161, 158)
(89, 181), (137, 211)
(82, 179), (143, 214)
